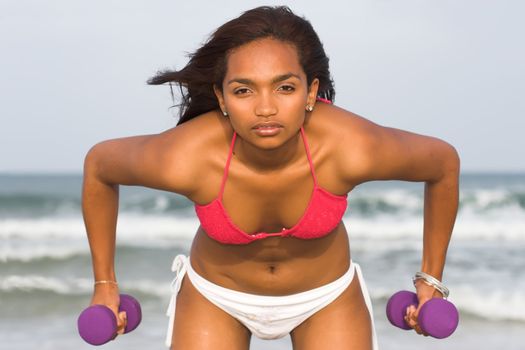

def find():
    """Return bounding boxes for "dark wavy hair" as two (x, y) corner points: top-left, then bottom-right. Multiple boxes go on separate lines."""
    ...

(148, 6), (335, 125)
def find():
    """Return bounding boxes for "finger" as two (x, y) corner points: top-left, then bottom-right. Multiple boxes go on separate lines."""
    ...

(404, 306), (416, 325)
(412, 301), (430, 336)
(404, 306), (423, 334)
(413, 324), (424, 335)
(116, 311), (127, 335)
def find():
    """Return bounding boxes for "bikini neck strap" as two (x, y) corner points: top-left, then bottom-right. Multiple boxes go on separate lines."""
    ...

(218, 127), (318, 199)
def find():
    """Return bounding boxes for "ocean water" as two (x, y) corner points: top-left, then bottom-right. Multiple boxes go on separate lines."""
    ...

(0, 173), (523, 350)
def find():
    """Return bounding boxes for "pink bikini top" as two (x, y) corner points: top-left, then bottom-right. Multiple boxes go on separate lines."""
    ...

(195, 127), (348, 245)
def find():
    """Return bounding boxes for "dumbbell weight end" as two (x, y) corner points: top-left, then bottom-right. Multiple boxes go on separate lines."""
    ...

(78, 294), (142, 345)
(386, 290), (459, 339)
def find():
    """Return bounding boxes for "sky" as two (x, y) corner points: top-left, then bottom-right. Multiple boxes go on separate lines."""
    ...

(1, 0), (524, 173)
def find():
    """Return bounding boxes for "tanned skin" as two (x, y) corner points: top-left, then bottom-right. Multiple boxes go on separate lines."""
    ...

(83, 38), (459, 350)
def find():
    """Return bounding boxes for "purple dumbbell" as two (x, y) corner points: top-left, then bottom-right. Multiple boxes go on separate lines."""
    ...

(78, 294), (142, 345)
(386, 290), (459, 339)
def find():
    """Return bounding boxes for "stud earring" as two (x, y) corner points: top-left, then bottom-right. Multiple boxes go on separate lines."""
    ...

(222, 110), (228, 117)
(306, 105), (314, 112)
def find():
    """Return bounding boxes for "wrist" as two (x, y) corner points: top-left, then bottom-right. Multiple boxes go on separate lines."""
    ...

(94, 280), (118, 286)
(413, 271), (449, 298)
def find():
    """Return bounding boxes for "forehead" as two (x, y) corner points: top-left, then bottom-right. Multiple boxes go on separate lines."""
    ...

(225, 38), (305, 80)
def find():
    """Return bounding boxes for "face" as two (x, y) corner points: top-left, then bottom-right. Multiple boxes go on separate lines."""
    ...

(214, 38), (319, 149)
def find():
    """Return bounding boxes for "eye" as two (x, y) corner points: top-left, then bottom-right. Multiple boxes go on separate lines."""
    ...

(234, 87), (251, 95)
(278, 85), (295, 92)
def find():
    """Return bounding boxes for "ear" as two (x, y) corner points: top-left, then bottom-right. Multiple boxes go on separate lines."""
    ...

(307, 78), (320, 106)
(213, 84), (226, 111)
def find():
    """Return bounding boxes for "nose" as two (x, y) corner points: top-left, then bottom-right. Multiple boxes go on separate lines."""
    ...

(254, 92), (277, 117)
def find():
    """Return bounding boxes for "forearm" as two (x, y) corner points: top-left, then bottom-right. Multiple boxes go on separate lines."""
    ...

(82, 148), (120, 282)
(420, 157), (459, 280)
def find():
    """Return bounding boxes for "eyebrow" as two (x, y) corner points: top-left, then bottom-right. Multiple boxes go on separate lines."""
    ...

(227, 73), (301, 85)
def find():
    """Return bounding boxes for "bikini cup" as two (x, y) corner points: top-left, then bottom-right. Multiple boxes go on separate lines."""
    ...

(195, 127), (348, 245)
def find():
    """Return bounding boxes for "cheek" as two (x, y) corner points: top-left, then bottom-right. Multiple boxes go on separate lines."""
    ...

(226, 99), (251, 114)
(280, 97), (308, 119)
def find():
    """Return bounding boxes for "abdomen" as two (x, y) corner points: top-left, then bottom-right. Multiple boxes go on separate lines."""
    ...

(189, 222), (351, 295)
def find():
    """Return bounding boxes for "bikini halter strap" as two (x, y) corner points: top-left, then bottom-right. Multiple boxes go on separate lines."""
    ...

(218, 131), (237, 199)
(218, 127), (318, 199)
(299, 126), (319, 186)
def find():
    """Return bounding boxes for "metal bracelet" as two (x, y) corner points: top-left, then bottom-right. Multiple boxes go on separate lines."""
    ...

(412, 271), (449, 298)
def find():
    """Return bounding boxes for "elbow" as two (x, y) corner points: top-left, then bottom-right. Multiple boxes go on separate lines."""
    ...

(425, 140), (460, 185)
(437, 142), (460, 184)
(83, 141), (120, 189)
(446, 143), (460, 176)
(83, 141), (107, 180)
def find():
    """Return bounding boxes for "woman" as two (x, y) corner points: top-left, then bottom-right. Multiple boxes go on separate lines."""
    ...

(82, 6), (459, 350)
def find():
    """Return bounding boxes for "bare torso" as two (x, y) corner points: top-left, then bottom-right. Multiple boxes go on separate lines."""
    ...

(84, 89), (458, 347)
(182, 103), (358, 295)
(190, 224), (351, 295)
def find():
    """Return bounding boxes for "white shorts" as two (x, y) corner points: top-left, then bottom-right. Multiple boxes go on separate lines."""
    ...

(166, 255), (377, 349)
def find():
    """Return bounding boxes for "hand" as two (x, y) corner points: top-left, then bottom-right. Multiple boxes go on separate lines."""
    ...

(404, 279), (443, 336)
(91, 283), (128, 337)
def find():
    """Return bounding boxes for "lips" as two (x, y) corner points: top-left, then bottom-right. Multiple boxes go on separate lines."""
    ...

(252, 122), (283, 136)
(252, 122), (283, 129)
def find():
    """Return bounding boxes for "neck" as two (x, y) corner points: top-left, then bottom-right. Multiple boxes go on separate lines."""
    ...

(234, 131), (304, 172)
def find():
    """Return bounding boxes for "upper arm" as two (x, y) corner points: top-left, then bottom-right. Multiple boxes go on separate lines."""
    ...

(334, 111), (460, 186)
(83, 126), (200, 196)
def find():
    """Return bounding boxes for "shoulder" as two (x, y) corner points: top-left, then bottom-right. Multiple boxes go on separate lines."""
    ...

(304, 103), (382, 186)
(152, 110), (233, 194)
(305, 103), (459, 186)
(158, 110), (229, 152)
(306, 102), (380, 144)
(87, 109), (231, 197)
